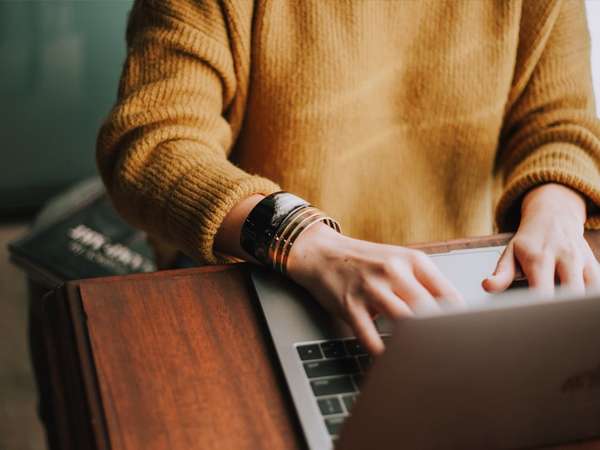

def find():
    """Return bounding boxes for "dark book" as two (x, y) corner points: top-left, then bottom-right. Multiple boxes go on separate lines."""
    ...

(9, 178), (156, 287)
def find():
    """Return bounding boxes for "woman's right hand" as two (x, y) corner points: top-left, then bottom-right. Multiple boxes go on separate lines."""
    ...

(214, 194), (463, 355)
(286, 223), (464, 355)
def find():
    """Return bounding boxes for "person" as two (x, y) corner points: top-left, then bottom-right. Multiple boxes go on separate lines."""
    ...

(97, 0), (600, 354)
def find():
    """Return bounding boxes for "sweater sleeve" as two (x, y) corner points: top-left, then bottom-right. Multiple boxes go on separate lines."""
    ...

(495, 0), (600, 231)
(96, 0), (280, 265)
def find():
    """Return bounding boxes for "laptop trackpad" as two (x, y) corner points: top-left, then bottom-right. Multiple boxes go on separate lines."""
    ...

(376, 247), (503, 333)
(431, 247), (504, 303)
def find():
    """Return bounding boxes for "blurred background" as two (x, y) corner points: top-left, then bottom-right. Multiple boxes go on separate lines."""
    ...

(0, 2), (133, 449)
(0, 2), (598, 449)
(0, 1), (132, 216)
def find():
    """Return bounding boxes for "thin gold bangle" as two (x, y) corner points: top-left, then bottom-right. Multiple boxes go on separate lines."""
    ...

(276, 211), (323, 274)
(268, 207), (313, 263)
(267, 206), (341, 274)
(270, 207), (320, 273)
(280, 214), (330, 275)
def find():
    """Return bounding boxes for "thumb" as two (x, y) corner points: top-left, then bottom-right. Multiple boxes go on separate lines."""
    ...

(482, 243), (515, 293)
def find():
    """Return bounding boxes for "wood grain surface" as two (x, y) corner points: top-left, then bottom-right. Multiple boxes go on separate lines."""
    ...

(63, 233), (600, 450)
(78, 265), (303, 450)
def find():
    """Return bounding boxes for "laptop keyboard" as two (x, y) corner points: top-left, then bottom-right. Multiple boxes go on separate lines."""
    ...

(296, 336), (389, 440)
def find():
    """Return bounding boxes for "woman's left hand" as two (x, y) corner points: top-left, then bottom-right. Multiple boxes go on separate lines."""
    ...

(483, 183), (600, 295)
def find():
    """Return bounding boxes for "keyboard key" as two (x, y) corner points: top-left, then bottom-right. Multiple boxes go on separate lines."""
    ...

(317, 397), (343, 416)
(304, 358), (359, 378)
(297, 344), (323, 361)
(321, 340), (347, 358)
(325, 416), (346, 436)
(311, 376), (356, 396)
(358, 355), (372, 371)
(342, 394), (357, 412)
(344, 339), (367, 356)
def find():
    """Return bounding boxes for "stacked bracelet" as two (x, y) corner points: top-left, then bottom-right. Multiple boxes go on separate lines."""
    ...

(240, 192), (341, 274)
(269, 206), (341, 274)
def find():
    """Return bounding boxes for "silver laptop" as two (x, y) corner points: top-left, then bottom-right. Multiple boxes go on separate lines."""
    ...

(251, 247), (600, 449)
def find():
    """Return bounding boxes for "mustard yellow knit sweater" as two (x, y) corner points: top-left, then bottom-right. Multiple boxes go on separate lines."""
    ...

(97, 0), (600, 265)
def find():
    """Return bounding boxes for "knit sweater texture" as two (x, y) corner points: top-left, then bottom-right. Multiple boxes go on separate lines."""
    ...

(97, 0), (600, 265)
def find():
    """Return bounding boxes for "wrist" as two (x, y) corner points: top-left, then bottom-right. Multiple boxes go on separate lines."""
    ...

(237, 191), (342, 274)
(521, 183), (586, 225)
(214, 194), (265, 262)
(286, 222), (347, 283)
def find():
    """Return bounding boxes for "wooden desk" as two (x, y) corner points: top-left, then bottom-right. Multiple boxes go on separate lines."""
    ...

(41, 233), (600, 450)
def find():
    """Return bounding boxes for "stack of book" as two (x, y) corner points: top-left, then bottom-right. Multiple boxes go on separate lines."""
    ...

(9, 177), (156, 288)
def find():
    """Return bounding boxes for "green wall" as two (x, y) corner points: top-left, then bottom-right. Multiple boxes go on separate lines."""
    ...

(0, 1), (133, 216)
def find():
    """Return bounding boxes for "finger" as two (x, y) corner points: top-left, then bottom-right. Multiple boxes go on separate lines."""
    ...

(583, 258), (600, 291)
(346, 304), (385, 355)
(363, 281), (413, 320)
(392, 276), (437, 311)
(413, 256), (464, 304)
(366, 304), (380, 319)
(483, 243), (515, 293)
(556, 258), (585, 294)
(522, 253), (555, 295)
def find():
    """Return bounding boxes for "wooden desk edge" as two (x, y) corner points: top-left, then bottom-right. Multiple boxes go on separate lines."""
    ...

(66, 231), (600, 288)
(67, 283), (111, 450)
(42, 284), (111, 450)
